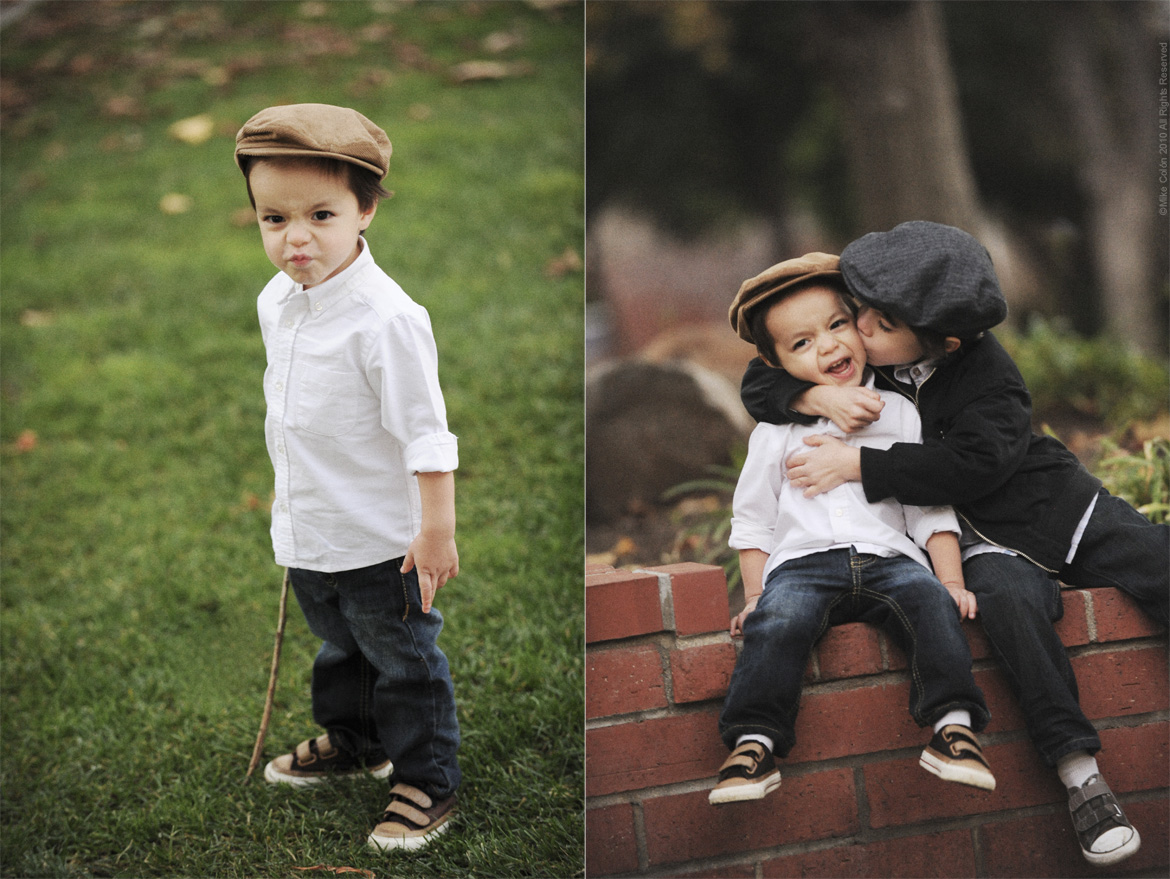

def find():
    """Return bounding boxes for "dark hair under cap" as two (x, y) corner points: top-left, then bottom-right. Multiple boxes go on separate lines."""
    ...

(840, 221), (1007, 339)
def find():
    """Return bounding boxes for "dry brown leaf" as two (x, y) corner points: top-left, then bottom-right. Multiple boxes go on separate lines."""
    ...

(544, 246), (583, 278)
(450, 60), (535, 83)
(13, 430), (38, 454)
(20, 309), (54, 328)
(168, 114), (215, 145)
(159, 193), (193, 215)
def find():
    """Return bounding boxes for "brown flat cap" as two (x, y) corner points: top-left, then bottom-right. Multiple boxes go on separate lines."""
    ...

(729, 252), (842, 344)
(235, 103), (392, 179)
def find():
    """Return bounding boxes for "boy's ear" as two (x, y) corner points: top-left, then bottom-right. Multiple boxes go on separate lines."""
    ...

(359, 202), (378, 231)
(944, 336), (961, 354)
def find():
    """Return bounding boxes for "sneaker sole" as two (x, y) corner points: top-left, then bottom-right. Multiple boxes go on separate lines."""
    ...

(708, 771), (781, 805)
(1082, 827), (1141, 867)
(367, 815), (452, 852)
(919, 750), (995, 791)
(263, 759), (392, 787)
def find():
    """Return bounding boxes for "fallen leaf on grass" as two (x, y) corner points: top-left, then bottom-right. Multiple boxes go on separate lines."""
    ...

(544, 246), (583, 278)
(291, 868), (375, 879)
(13, 430), (38, 454)
(159, 193), (193, 215)
(20, 309), (54, 327)
(450, 60), (535, 83)
(168, 113), (215, 145)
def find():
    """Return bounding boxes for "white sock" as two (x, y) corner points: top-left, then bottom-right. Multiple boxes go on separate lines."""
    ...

(736, 734), (774, 753)
(1056, 750), (1100, 791)
(933, 709), (971, 733)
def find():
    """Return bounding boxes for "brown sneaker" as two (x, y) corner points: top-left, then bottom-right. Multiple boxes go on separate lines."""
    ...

(367, 783), (456, 851)
(263, 734), (392, 787)
(708, 740), (781, 805)
(919, 724), (995, 791)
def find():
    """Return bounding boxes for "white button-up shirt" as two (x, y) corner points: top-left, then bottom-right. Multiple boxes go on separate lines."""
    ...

(730, 376), (959, 586)
(258, 240), (458, 572)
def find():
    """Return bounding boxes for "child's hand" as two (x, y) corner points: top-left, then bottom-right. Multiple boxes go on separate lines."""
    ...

(943, 580), (978, 620)
(786, 435), (861, 497)
(402, 532), (459, 614)
(729, 596), (760, 637)
(804, 385), (885, 433)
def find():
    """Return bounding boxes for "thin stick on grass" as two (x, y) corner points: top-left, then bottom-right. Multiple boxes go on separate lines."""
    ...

(245, 568), (290, 781)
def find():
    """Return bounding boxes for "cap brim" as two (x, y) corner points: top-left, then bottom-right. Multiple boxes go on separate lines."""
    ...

(235, 146), (387, 179)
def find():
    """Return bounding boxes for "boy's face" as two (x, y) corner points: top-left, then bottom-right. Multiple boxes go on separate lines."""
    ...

(765, 285), (866, 387)
(854, 304), (927, 366)
(249, 159), (377, 289)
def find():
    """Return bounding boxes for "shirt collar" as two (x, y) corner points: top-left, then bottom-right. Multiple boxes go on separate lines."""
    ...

(894, 358), (939, 387)
(278, 238), (374, 311)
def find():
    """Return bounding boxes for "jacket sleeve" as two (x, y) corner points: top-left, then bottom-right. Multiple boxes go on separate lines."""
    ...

(860, 367), (1033, 508)
(740, 357), (819, 425)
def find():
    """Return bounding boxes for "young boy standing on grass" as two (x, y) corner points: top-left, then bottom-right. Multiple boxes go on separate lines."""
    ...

(740, 221), (1166, 866)
(234, 103), (460, 852)
(710, 253), (995, 806)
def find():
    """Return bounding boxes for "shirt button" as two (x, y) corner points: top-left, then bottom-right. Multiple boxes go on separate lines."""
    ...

(314, 302), (323, 311)
(835, 509), (844, 517)
(275, 382), (284, 392)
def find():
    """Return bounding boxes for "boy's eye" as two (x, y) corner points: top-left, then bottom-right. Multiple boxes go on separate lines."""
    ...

(312, 210), (333, 221)
(792, 338), (809, 351)
(830, 318), (851, 330)
(262, 215), (284, 224)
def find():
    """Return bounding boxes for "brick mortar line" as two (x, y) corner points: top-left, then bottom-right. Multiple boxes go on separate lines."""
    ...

(586, 636), (1167, 728)
(593, 789), (1170, 879)
(586, 711), (1169, 808)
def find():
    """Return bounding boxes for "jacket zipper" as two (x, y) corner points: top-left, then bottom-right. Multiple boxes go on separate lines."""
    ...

(873, 364), (1060, 574)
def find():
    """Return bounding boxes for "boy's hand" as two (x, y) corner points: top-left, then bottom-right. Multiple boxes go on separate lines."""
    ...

(942, 580), (978, 620)
(786, 435), (861, 497)
(401, 532), (459, 614)
(730, 595), (759, 637)
(797, 385), (884, 433)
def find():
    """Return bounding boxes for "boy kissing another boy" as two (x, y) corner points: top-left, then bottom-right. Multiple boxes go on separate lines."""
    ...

(710, 254), (994, 805)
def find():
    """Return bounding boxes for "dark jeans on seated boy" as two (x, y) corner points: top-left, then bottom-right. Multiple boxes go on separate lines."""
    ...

(719, 547), (990, 758)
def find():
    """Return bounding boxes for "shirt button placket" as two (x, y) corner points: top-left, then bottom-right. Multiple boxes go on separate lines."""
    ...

(271, 296), (303, 558)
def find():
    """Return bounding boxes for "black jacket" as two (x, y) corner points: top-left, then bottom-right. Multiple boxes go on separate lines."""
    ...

(740, 334), (1101, 572)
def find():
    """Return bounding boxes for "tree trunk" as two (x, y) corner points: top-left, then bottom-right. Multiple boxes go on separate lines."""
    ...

(1052, 2), (1164, 354)
(815, 0), (985, 237)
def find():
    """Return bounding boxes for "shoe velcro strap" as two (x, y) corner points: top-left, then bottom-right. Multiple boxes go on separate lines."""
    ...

(939, 727), (989, 767)
(719, 743), (764, 772)
(295, 739), (316, 765)
(389, 782), (433, 810)
(1071, 796), (1124, 833)
(1068, 778), (1113, 813)
(315, 734), (337, 758)
(382, 798), (432, 828)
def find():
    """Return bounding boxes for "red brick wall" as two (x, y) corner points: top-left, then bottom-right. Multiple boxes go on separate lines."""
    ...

(585, 562), (1169, 878)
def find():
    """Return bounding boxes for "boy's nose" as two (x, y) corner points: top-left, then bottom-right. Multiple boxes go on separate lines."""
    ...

(856, 310), (875, 337)
(287, 222), (311, 245)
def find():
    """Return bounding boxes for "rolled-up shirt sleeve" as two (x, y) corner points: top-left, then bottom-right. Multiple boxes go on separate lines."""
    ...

(368, 306), (459, 474)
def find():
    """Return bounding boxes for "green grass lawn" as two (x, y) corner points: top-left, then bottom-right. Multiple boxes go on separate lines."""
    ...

(1, 2), (583, 876)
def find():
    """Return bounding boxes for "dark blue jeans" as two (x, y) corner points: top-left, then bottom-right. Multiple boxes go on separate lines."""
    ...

(719, 548), (989, 756)
(289, 558), (461, 799)
(964, 488), (1169, 767)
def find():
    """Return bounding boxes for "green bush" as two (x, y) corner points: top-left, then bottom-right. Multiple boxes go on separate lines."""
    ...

(997, 321), (1169, 428)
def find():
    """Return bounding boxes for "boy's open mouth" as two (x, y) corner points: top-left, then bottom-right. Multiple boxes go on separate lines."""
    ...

(825, 356), (853, 378)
